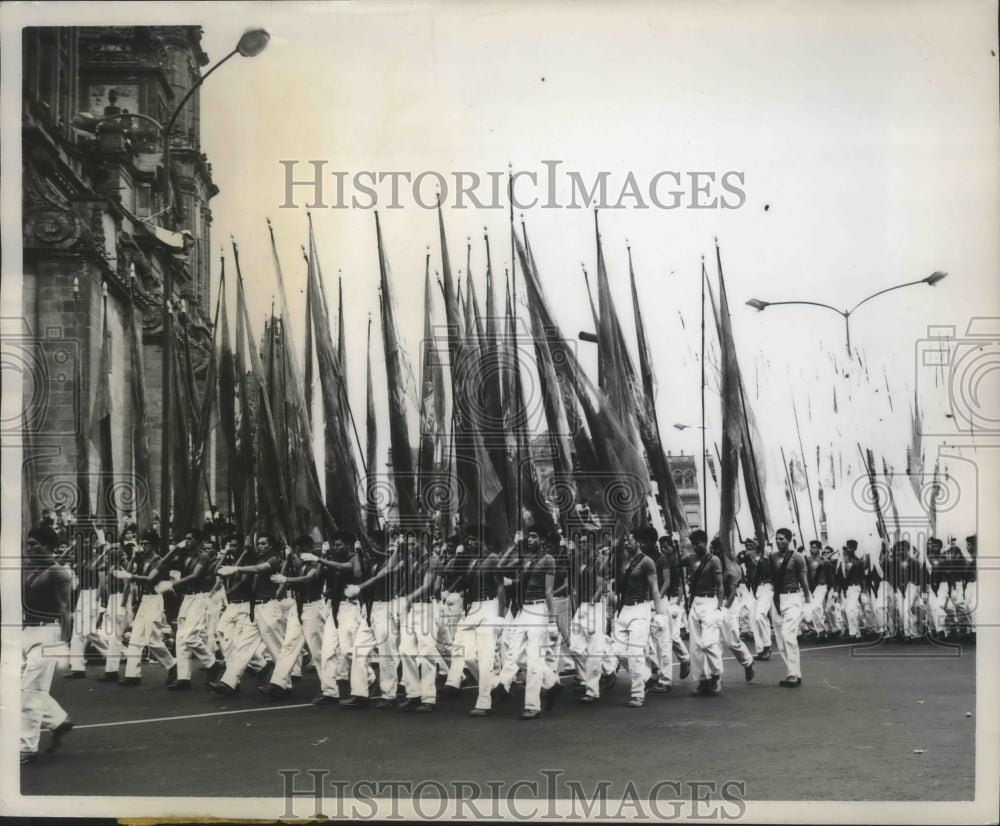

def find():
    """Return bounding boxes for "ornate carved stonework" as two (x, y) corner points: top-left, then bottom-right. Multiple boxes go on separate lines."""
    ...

(24, 207), (83, 248)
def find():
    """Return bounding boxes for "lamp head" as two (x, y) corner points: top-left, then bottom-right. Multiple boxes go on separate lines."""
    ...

(746, 298), (770, 312)
(71, 112), (99, 132)
(237, 28), (270, 57)
(924, 271), (948, 286)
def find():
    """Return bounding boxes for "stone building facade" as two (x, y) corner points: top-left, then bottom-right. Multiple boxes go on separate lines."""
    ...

(20, 26), (218, 533)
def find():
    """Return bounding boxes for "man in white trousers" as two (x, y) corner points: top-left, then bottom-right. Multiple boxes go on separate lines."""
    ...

(715, 540), (756, 682)
(113, 530), (177, 686)
(395, 535), (442, 713)
(441, 526), (505, 716)
(21, 526), (75, 764)
(750, 540), (775, 660)
(346, 534), (405, 708)
(686, 530), (725, 697)
(159, 532), (221, 690)
(805, 541), (834, 641)
(65, 535), (108, 679)
(569, 535), (609, 704)
(839, 541), (866, 640)
(769, 528), (811, 688)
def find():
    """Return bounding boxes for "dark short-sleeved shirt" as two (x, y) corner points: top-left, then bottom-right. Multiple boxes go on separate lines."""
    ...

(290, 555), (324, 602)
(754, 555), (772, 588)
(843, 558), (865, 588)
(521, 553), (555, 603)
(770, 550), (806, 592)
(647, 550), (670, 592)
(620, 553), (656, 604)
(178, 550), (212, 594)
(252, 553), (282, 601)
(688, 553), (722, 595)
(128, 553), (163, 597)
(464, 553), (502, 603)
(367, 555), (398, 602)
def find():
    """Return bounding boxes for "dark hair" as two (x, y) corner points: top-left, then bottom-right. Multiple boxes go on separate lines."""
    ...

(140, 529), (160, 544)
(845, 539), (858, 550)
(776, 528), (793, 541)
(630, 526), (659, 545)
(28, 525), (61, 549)
(689, 529), (708, 544)
(966, 535), (977, 544)
(809, 540), (822, 548)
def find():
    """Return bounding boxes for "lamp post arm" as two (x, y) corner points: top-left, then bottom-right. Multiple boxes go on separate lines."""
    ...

(759, 299), (847, 317)
(89, 112), (168, 133)
(847, 278), (930, 315)
(163, 48), (239, 138)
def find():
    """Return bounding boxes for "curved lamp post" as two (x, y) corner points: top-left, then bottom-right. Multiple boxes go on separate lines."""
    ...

(746, 272), (947, 356)
(73, 28), (269, 556)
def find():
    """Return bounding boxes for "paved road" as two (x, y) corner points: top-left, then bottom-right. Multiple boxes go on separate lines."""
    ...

(20, 638), (975, 805)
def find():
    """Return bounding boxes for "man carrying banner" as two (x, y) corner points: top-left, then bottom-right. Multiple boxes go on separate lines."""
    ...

(686, 530), (724, 696)
(769, 527), (811, 687)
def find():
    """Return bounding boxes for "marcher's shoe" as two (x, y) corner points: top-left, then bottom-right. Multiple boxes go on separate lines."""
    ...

(209, 680), (237, 697)
(339, 695), (368, 708)
(414, 702), (436, 713)
(708, 675), (722, 696)
(689, 680), (711, 696)
(255, 662), (275, 686)
(20, 752), (38, 765)
(518, 709), (541, 720)
(167, 679), (192, 691)
(205, 662), (224, 684)
(644, 675), (659, 691)
(468, 707), (490, 717)
(97, 671), (119, 683)
(63, 670), (86, 680)
(118, 677), (141, 687)
(311, 695), (339, 705)
(627, 697), (645, 708)
(577, 694), (599, 704)
(374, 698), (396, 709)
(679, 660), (692, 680)
(542, 681), (564, 711)
(491, 684), (510, 703)
(336, 679), (351, 697)
(164, 664), (178, 685)
(744, 662), (755, 682)
(599, 671), (617, 690)
(754, 647), (771, 661)
(439, 684), (461, 698)
(779, 676), (802, 688)
(650, 681), (672, 693)
(396, 697), (420, 711)
(47, 719), (74, 752)
(262, 684), (293, 700)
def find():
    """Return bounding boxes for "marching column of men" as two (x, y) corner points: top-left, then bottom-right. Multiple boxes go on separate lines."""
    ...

(21, 516), (979, 761)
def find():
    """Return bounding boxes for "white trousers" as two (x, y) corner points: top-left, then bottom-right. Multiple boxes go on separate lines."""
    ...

(752, 583), (774, 651)
(124, 594), (175, 678)
(612, 601), (652, 701)
(722, 599), (754, 667)
(447, 598), (502, 709)
(351, 599), (401, 700)
(495, 602), (558, 712)
(688, 597), (723, 681)
(69, 588), (108, 670)
(843, 585), (862, 637)
(570, 601), (607, 699)
(175, 592), (215, 680)
(21, 624), (69, 754)
(399, 601), (439, 704)
(219, 602), (264, 688)
(771, 591), (804, 679)
(98, 592), (127, 673)
(805, 584), (829, 634)
(298, 600), (338, 696)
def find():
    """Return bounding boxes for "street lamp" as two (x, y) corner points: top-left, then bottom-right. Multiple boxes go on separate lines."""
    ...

(746, 272), (947, 355)
(73, 28), (268, 557)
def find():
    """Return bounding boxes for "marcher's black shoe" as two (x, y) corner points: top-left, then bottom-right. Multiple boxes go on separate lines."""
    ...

(374, 698), (396, 709)
(97, 671), (119, 683)
(542, 681), (564, 711)
(708, 675), (722, 696)
(47, 719), (74, 752)
(689, 680), (711, 696)
(439, 684), (461, 698)
(164, 664), (177, 685)
(744, 662), (755, 682)
(205, 662), (224, 683)
(311, 695), (339, 705)
(577, 694), (599, 704)
(339, 695), (369, 708)
(396, 697), (420, 711)
(491, 684), (510, 703)
(118, 677), (141, 687)
(599, 671), (617, 690)
(414, 702), (436, 713)
(754, 647), (771, 661)
(63, 670), (86, 680)
(261, 684), (292, 700)
(167, 679), (192, 691)
(468, 707), (490, 716)
(679, 660), (692, 680)
(650, 681), (672, 693)
(518, 709), (541, 720)
(779, 676), (802, 688)
(209, 680), (237, 697)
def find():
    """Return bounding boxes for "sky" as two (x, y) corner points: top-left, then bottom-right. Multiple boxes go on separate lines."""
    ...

(5, 0), (999, 546)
